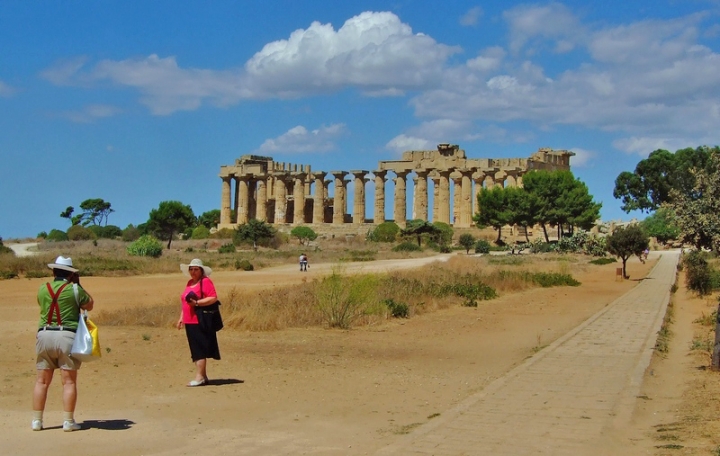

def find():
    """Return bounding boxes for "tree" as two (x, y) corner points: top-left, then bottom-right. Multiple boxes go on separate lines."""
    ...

(198, 209), (221, 229)
(640, 207), (680, 244)
(458, 233), (475, 254)
(668, 150), (720, 253)
(290, 226), (318, 246)
(605, 225), (649, 279)
(147, 201), (196, 249)
(400, 219), (443, 247)
(613, 146), (715, 213)
(474, 187), (513, 244)
(78, 198), (114, 226)
(367, 222), (400, 242)
(234, 219), (276, 251)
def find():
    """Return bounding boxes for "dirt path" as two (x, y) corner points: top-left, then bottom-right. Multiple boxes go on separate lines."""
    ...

(0, 253), (665, 455)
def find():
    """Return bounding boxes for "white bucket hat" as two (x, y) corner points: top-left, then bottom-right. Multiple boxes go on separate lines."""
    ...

(47, 256), (79, 273)
(180, 258), (212, 277)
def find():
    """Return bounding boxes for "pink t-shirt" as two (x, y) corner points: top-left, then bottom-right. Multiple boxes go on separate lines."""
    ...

(181, 276), (217, 324)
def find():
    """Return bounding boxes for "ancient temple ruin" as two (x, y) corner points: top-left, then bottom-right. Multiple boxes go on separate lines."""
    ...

(217, 144), (573, 231)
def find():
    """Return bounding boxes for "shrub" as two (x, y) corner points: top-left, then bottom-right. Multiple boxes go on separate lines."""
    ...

(235, 259), (254, 271)
(0, 270), (18, 279)
(367, 222), (400, 243)
(218, 243), (236, 254)
(684, 250), (714, 295)
(392, 241), (422, 252)
(290, 226), (318, 245)
(127, 235), (163, 258)
(122, 225), (141, 242)
(46, 229), (69, 242)
(383, 298), (409, 318)
(210, 228), (235, 239)
(67, 225), (96, 241)
(191, 225), (210, 239)
(37, 231), (48, 239)
(315, 270), (378, 329)
(528, 240), (555, 253)
(474, 239), (491, 254)
(531, 272), (580, 287)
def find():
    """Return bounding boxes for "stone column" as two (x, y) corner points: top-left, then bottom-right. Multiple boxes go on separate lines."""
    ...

(233, 177), (240, 223)
(495, 171), (507, 189)
(460, 170), (473, 227)
(351, 170), (368, 224)
(373, 170), (387, 224)
(331, 171), (347, 225)
(256, 178), (267, 222)
(274, 174), (288, 224)
(505, 171), (517, 188)
(413, 170), (429, 221)
(248, 180), (257, 220)
(432, 175), (440, 222)
(393, 170), (409, 228)
(437, 170), (451, 224)
(472, 171), (485, 218)
(452, 174), (462, 226)
(236, 177), (249, 224)
(220, 176), (232, 225)
(312, 172), (326, 224)
(517, 173), (524, 188)
(292, 173), (306, 225)
(484, 173), (495, 190)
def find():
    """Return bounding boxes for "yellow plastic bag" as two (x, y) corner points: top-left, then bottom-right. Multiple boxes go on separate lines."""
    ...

(86, 317), (101, 358)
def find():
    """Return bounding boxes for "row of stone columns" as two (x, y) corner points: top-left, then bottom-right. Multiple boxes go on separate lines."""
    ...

(220, 168), (523, 228)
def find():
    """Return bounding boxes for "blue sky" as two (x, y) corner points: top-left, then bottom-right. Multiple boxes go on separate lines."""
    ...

(2, 1), (719, 239)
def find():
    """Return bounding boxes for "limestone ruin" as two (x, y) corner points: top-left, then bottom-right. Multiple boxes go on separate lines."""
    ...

(217, 144), (573, 231)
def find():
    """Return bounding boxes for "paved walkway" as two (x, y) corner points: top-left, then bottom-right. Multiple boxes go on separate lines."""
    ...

(377, 251), (680, 456)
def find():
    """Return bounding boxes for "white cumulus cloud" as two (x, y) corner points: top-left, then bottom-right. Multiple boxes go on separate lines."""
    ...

(460, 7), (483, 27)
(255, 124), (347, 154)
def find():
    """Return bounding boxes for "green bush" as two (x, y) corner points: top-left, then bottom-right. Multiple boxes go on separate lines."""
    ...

(67, 225), (96, 241)
(122, 225), (141, 242)
(315, 270), (378, 329)
(235, 259), (254, 271)
(218, 243), (236, 254)
(0, 270), (18, 279)
(474, 239), (491, 254)
(367, 222), (400, 242)
(210, 228), (235, 239)
(531, 272), (580, 287)
(46, 229), (69, 242)
(37, 231), (48, 239)
(684, 250), (714, 295)
(191, 225), (211, 239)
(383, 298), (409, 318)
(529, 240), (555, 253)
(392, 241), (422, 252)
(127, 235), (163, 258)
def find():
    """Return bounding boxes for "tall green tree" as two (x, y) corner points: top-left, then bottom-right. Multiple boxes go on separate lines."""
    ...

(640, 207), (680, 244)
(458, 233), (475, 254)
(234, 219), (276, 251)
(668, 150), (720, 253)
(613, 146), (715, 213)
(606, 225), (649, 279)
(198, 209), (221, 229)
(290, 226), (318, 246)
(400, 219), (443, 247)
(147, 201), (196, 249)
(474, 187), (513, 244)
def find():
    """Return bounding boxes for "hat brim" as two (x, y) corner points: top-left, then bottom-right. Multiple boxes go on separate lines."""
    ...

(180, 264), (212, 277)
(48, 263), (79, 273)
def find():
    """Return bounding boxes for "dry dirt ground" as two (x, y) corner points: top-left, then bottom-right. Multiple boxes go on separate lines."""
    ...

(0, 253), (712, 455)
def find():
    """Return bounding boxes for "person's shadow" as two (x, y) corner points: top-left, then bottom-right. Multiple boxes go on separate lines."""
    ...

(207, 378), (244, 386)
(81, 419), (135, 430)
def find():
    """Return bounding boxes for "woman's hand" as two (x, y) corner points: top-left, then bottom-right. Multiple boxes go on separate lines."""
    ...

(176, 319), (183, 330)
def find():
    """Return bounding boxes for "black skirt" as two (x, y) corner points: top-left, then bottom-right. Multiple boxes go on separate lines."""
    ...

(185, 323), (221, 361)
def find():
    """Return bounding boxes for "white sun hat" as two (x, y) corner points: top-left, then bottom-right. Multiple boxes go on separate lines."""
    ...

(47, 256), (79, 273)
(180, 258), (212, 277)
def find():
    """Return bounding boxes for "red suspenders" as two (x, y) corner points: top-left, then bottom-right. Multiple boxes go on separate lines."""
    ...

(45, 282), (70, 327)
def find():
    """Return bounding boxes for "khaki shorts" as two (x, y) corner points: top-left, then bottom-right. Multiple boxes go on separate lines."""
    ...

(36, 330), (81, 370)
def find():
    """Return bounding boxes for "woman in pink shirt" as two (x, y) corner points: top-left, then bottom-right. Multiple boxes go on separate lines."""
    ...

(176, 259), (220, 387)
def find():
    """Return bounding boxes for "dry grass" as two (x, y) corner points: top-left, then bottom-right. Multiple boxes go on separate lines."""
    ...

(95, 252), (590, 331)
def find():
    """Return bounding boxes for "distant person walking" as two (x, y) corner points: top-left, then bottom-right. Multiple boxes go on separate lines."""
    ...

(32, 256), (94, 432)
(299, 253), (308, 272)
(177, 259), (220, 387)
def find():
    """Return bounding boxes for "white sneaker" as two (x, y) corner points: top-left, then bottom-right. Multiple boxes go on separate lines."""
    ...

(63, 420), (81, 432)
(31, 419), (43, 431)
